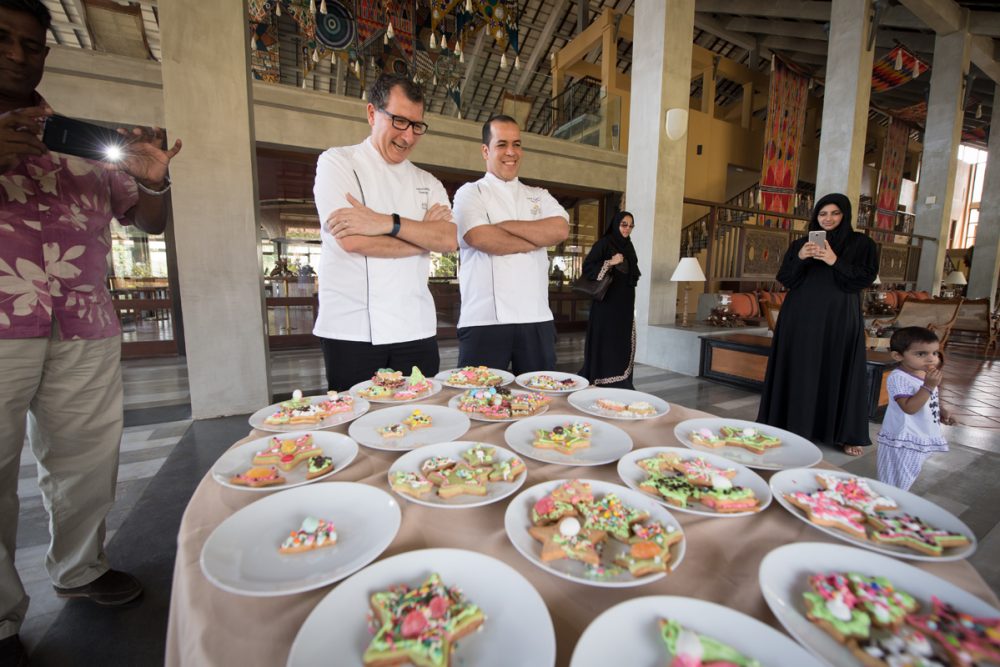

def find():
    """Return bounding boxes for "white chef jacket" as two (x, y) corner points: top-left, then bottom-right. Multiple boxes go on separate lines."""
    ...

(453, 172), (568, 328)
(312, 138), (451, 344)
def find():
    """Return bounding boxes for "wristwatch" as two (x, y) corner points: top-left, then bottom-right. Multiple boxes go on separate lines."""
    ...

(389, 213), (401, 237)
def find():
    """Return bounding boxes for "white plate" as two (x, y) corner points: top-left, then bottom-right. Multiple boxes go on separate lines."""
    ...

(760, 542), (999, 667)
(435, 367), (515, 389)
(515, 370), (590, 394)
(571, 595), (824, 667)
(504, 478), (686, 588)
(347, 404), (471, 451)
(568, 387), (670, 420)
(199, 482), (400, 597)
(770, 468), (977, 561)
(210, 431), (359, 492)
(347, 378), (444, 403)
(287, 548), (555, 667)
(248, 394), (371, 433)
(387, 441), (528, 508)
(504, 414), (633, 466)
(674, 417), (823, 470)
(447, 390), (551, 423)
(616, 446), (772, 517)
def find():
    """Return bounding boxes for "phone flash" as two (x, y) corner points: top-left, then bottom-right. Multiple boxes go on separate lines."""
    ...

(104, 145), (124, 162)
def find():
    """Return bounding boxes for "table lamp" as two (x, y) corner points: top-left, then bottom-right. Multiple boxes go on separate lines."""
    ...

(943, 270), (966, 298)
(670, 257), (707, 327)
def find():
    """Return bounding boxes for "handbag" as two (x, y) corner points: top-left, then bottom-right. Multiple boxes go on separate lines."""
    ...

(572, 273), (612, 301)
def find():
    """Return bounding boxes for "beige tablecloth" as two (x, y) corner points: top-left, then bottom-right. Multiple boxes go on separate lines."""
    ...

(165, 392), (997, 667)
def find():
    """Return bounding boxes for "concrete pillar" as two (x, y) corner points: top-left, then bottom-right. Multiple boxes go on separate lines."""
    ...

(967, 84), (1000, 305)
(815, 0), (875, 206)
(914, 29), (971, 294)
(700, 66), (716, 117)
(159, 0), (271, 418)
(626, 0), (694, 364)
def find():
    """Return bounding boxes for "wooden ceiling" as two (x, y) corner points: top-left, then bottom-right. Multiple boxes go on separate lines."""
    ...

(41, 0), (999, 145)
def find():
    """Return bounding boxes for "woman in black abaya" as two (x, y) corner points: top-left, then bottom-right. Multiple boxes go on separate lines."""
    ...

(757, 193), (879, 456)
(579, 211), (642, 388)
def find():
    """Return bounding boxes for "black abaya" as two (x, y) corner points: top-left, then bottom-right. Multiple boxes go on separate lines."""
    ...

(579, 213), (641, 388)
(757, 196), (879, 446)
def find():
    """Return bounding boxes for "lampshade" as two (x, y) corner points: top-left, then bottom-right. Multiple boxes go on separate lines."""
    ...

(944, 270), (967, 286)
(872, 274), (881, 286)
(670, 257), (706, 282)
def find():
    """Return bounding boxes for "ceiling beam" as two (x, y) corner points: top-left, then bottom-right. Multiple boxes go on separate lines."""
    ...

(460, 29), (488, 100)
(900, 0), (1000, 84)
(696, 0), (830, 22)
(720, 16), (828, 42)
(514, 0), (569, 95)
(759, 35), (829, 56)
(694, 13), (760, 52)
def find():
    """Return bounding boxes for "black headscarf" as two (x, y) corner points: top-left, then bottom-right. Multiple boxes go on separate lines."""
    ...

(808, 193), (854, 253)
(604, 210), (641, 287)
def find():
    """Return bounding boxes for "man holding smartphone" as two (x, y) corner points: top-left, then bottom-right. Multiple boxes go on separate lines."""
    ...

(0, 1), (182, 662)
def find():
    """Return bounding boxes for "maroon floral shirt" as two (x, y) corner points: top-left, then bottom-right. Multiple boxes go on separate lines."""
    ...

(0, 148), (138, 340)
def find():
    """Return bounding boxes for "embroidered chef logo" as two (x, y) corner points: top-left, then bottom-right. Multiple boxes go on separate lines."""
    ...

(527, 195), (542, 217)
(416, 187), (431, 211)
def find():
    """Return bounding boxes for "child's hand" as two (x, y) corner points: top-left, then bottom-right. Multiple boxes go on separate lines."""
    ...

(941, 415), (957, 426)
(924, 368), (943, 388)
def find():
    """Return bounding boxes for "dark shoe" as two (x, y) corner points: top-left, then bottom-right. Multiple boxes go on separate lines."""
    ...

(53, 569), (143, 606)
(0, 634), (30, 667)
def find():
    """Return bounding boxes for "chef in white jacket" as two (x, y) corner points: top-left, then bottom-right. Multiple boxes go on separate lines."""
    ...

(313, 73), (457, 390)
(452, 115), (569, 374)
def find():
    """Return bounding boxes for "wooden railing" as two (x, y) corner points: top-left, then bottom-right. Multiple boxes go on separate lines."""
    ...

(681, 196), (932, 293)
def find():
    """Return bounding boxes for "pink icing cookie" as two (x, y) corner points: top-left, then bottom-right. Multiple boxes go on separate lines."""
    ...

(906, 596), (1000, 666)
(867, 512), (971, 557)
(785, 490), (867, 540)
(671, 457), (737, 487)
(815, 473), (898, 514)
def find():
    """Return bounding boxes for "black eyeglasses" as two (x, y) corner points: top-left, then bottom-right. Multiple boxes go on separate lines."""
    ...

(378, 108), (429, 135)
(620, 222), (635, 228)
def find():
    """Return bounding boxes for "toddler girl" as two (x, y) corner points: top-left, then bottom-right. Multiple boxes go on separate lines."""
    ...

(876, 326), (950, 490)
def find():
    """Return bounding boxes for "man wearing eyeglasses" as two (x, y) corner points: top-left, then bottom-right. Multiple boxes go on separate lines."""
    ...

(452, 115), (569, 374)
(313, 73), (457, 390)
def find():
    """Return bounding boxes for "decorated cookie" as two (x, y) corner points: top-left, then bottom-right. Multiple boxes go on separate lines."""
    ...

(688, 427), (726, 448)
(420, 456), (458, 476)
(803, 572), (871, 642)
(446, 365), (503, 387)
(401, 409), (432, 430)
(278, 389), (310, 411)
(851, 626), (948, 667)
(526, 374), (577, 391)
(624, 401), (657, 417)
(579, 493), (650, 542)
(847, 572), (918, 628)
(669, 456), (737, 487)
(866, 512), (971, 557)
(528, 516), (606, 566)
(614, 521), (682, 576)
(229, 466), (285, 488)
(322, 390), (355, 413)
(720, 425), (781, 453)
(305, 454), (334, 480)
(659, 618), (763, 667)
(815, 474), (898, 514)
(487, 457), (525, 482)
(362, 573), (485, 667)
(594, 398), (627, 412)
(252, 434), (323, 471)
(389, 471), (434, 499)
(638, 474), (700, 508)
(533, 422), (592, 454)
(636, 452), (683, 475)
(697, 479), (760, 513)
(377, 423), (408, 439)
(906, 596), (1000, 667)
(426, 462), (488, 499)
(784, 489), (868, 540)
(461, 445), (496, 468)
(279, 516), (337, 554)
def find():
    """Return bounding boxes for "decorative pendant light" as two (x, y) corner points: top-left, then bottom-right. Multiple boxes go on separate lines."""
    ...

(894, 48), (903, 70)
(429, 31), (437, 50)
(386, 21), (395, 40)
(309, 0), (316, 14)
(275, 1), (282, 16)
(500, 52), (508, 69)
(362, 90), (367, 101)
(433, 74), (438, 86)
(320, 0), (327, 13)
(312, 48), (320, 62)
(912, 60), (921, 78)
(514, 55), (521, 70)
(466, 0), (473, 11)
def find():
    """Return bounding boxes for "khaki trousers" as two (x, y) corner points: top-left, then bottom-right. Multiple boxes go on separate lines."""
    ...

(0, 324), (123, 639)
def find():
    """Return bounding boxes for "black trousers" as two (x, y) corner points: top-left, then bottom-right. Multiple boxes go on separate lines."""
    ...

(456, 322), (557, 375)
(320, 336), (440, 391)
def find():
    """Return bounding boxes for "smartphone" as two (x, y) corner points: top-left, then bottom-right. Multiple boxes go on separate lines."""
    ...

(808, 230), (827, 247)
(42, 114), (126, 162)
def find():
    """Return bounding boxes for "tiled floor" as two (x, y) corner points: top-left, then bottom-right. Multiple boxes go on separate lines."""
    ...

(12, 333), (1000, 664)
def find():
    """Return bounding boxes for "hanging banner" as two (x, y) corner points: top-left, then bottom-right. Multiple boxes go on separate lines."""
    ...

(874, 119), (910, 241)
(250, 20), (281, 83)
(872, 46), (931, 93)
(759, 57), (810, 229)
